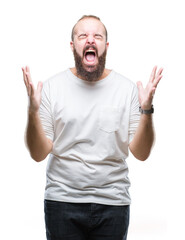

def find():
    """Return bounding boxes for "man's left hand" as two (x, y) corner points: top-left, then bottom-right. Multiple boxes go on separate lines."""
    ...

(137, 66), (163, 110)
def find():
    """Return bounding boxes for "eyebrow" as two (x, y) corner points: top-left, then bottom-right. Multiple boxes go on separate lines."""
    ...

(78, 33), (87, 36)
(77, 33), (104, 37)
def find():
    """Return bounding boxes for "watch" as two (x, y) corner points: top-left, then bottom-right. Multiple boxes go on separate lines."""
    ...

(139, 105), (154, 114)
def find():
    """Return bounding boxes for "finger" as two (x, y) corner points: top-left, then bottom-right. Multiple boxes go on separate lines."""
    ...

(137, 81), (144, 97)
(26, 77), (32, 96)
(156, 67), (163, 78)
(22, 67), (32, 96)
(137, 81), (144, 92)
(25, 68), (35, 96)
(22, 67), (29, 88)
(22, 66), (32, 88)
(29, 81), (35, 96)
(25, 66), (32, 84)
(153, 74), (163, 88)
(37, 81), (43, 94)
(26, 65), (30, 74)
(149, 66), (157, 82)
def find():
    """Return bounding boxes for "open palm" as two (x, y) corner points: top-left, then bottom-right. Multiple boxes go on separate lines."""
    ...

(137, 66), (163, 110)
(22, 66), (43, 112)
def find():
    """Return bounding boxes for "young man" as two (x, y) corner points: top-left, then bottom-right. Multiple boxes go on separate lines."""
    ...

(22, 15), (163, 240)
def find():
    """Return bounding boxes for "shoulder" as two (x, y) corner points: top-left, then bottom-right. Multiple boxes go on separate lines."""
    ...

(43, 69), (69, 86)
(41, 70), (70, 98)
(112, 70), (137, 89)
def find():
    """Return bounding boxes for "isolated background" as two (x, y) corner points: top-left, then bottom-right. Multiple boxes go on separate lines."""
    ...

(0, 0), (184, 239)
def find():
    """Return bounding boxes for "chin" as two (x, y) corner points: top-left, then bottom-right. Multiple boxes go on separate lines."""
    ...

(83, 64), (98, 73)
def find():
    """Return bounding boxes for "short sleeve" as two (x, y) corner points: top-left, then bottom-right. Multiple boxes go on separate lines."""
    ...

(128, 85), (140, 143)
(39, 81), (54, 141)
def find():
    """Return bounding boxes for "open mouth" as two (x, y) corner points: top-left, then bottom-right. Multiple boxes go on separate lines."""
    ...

(84, 48), (97, 63)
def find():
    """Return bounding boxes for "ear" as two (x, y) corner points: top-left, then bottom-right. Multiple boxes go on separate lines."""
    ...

(70, 41), (74, 52)
(106, 42), (109, 51)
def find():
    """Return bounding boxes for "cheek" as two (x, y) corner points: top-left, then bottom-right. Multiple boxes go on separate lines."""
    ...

(74, 42), (85, 56)
(97, 44), (106, 56)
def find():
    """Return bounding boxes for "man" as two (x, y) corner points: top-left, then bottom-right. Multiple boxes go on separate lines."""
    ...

(22, 15), (163, 240)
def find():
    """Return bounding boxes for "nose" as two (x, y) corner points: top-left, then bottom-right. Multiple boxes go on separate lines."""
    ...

(87, 35), (95, 45)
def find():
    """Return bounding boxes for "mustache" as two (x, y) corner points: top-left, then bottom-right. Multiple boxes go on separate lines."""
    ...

(83, 45), (98, 56)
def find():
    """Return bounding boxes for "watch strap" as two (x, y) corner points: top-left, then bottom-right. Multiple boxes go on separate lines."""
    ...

(139, 105), (154, 114)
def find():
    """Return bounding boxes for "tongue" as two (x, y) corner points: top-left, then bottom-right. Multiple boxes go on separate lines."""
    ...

(85, 53), (95, 62)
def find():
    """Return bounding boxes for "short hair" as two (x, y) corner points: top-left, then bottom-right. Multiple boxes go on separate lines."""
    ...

(71, 15), (108, 42)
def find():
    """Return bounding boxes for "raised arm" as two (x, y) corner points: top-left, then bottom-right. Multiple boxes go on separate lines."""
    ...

(129, 66), (163, 161)
(22, 66), (53, 162)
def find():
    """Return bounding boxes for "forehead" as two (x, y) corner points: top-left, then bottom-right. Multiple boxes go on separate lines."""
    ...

(74, 18), (106, 35)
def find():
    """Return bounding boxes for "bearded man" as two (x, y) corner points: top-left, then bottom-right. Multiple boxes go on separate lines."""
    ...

(22, 15), (163, 240)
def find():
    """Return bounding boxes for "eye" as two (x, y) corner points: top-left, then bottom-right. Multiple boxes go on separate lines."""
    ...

(94, 34), (103, 39)
(78, 34), (87, 39)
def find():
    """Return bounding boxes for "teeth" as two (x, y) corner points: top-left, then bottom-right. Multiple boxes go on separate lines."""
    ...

(85, 50), (96, 55)
(86, 49), (95, 52)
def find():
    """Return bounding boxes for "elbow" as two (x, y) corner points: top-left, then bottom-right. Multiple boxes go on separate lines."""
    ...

(129, 142), (153, 161)
(27, 140), (53, 162)
(134, 151), (151, 161)
(136, 155), (149, 161)
(30, 152), (47, 162)
(33, 157), (45, 163)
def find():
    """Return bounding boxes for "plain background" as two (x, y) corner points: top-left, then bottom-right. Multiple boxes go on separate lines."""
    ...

(0, 0), (185, 239)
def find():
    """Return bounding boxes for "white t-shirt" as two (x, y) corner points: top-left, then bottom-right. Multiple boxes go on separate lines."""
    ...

(39, 69), (140, 206)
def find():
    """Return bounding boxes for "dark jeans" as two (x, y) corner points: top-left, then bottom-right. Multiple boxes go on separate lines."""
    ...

(44, 200), (130, 240)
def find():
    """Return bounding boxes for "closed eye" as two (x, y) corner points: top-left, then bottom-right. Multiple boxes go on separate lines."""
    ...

(78, 34), (87, 39)
(94, 34), (103, 39)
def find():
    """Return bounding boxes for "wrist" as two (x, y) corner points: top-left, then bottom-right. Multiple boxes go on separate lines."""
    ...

(28, 107), (39, 116)
(139, 105), (154, 114)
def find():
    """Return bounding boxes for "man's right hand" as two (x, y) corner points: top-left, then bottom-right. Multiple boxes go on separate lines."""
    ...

(22, 66), (52, 162)
(22, 66), (43, 113)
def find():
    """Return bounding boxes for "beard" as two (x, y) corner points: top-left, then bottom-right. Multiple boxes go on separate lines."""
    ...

(73, 46), (107, 82)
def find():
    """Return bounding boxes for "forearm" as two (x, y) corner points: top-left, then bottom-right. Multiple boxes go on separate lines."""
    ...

(26, 110), (53, 162)
(129, 114), (155, 161)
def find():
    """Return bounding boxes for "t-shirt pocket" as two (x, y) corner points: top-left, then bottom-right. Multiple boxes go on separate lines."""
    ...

(98, 105), (121, 133)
